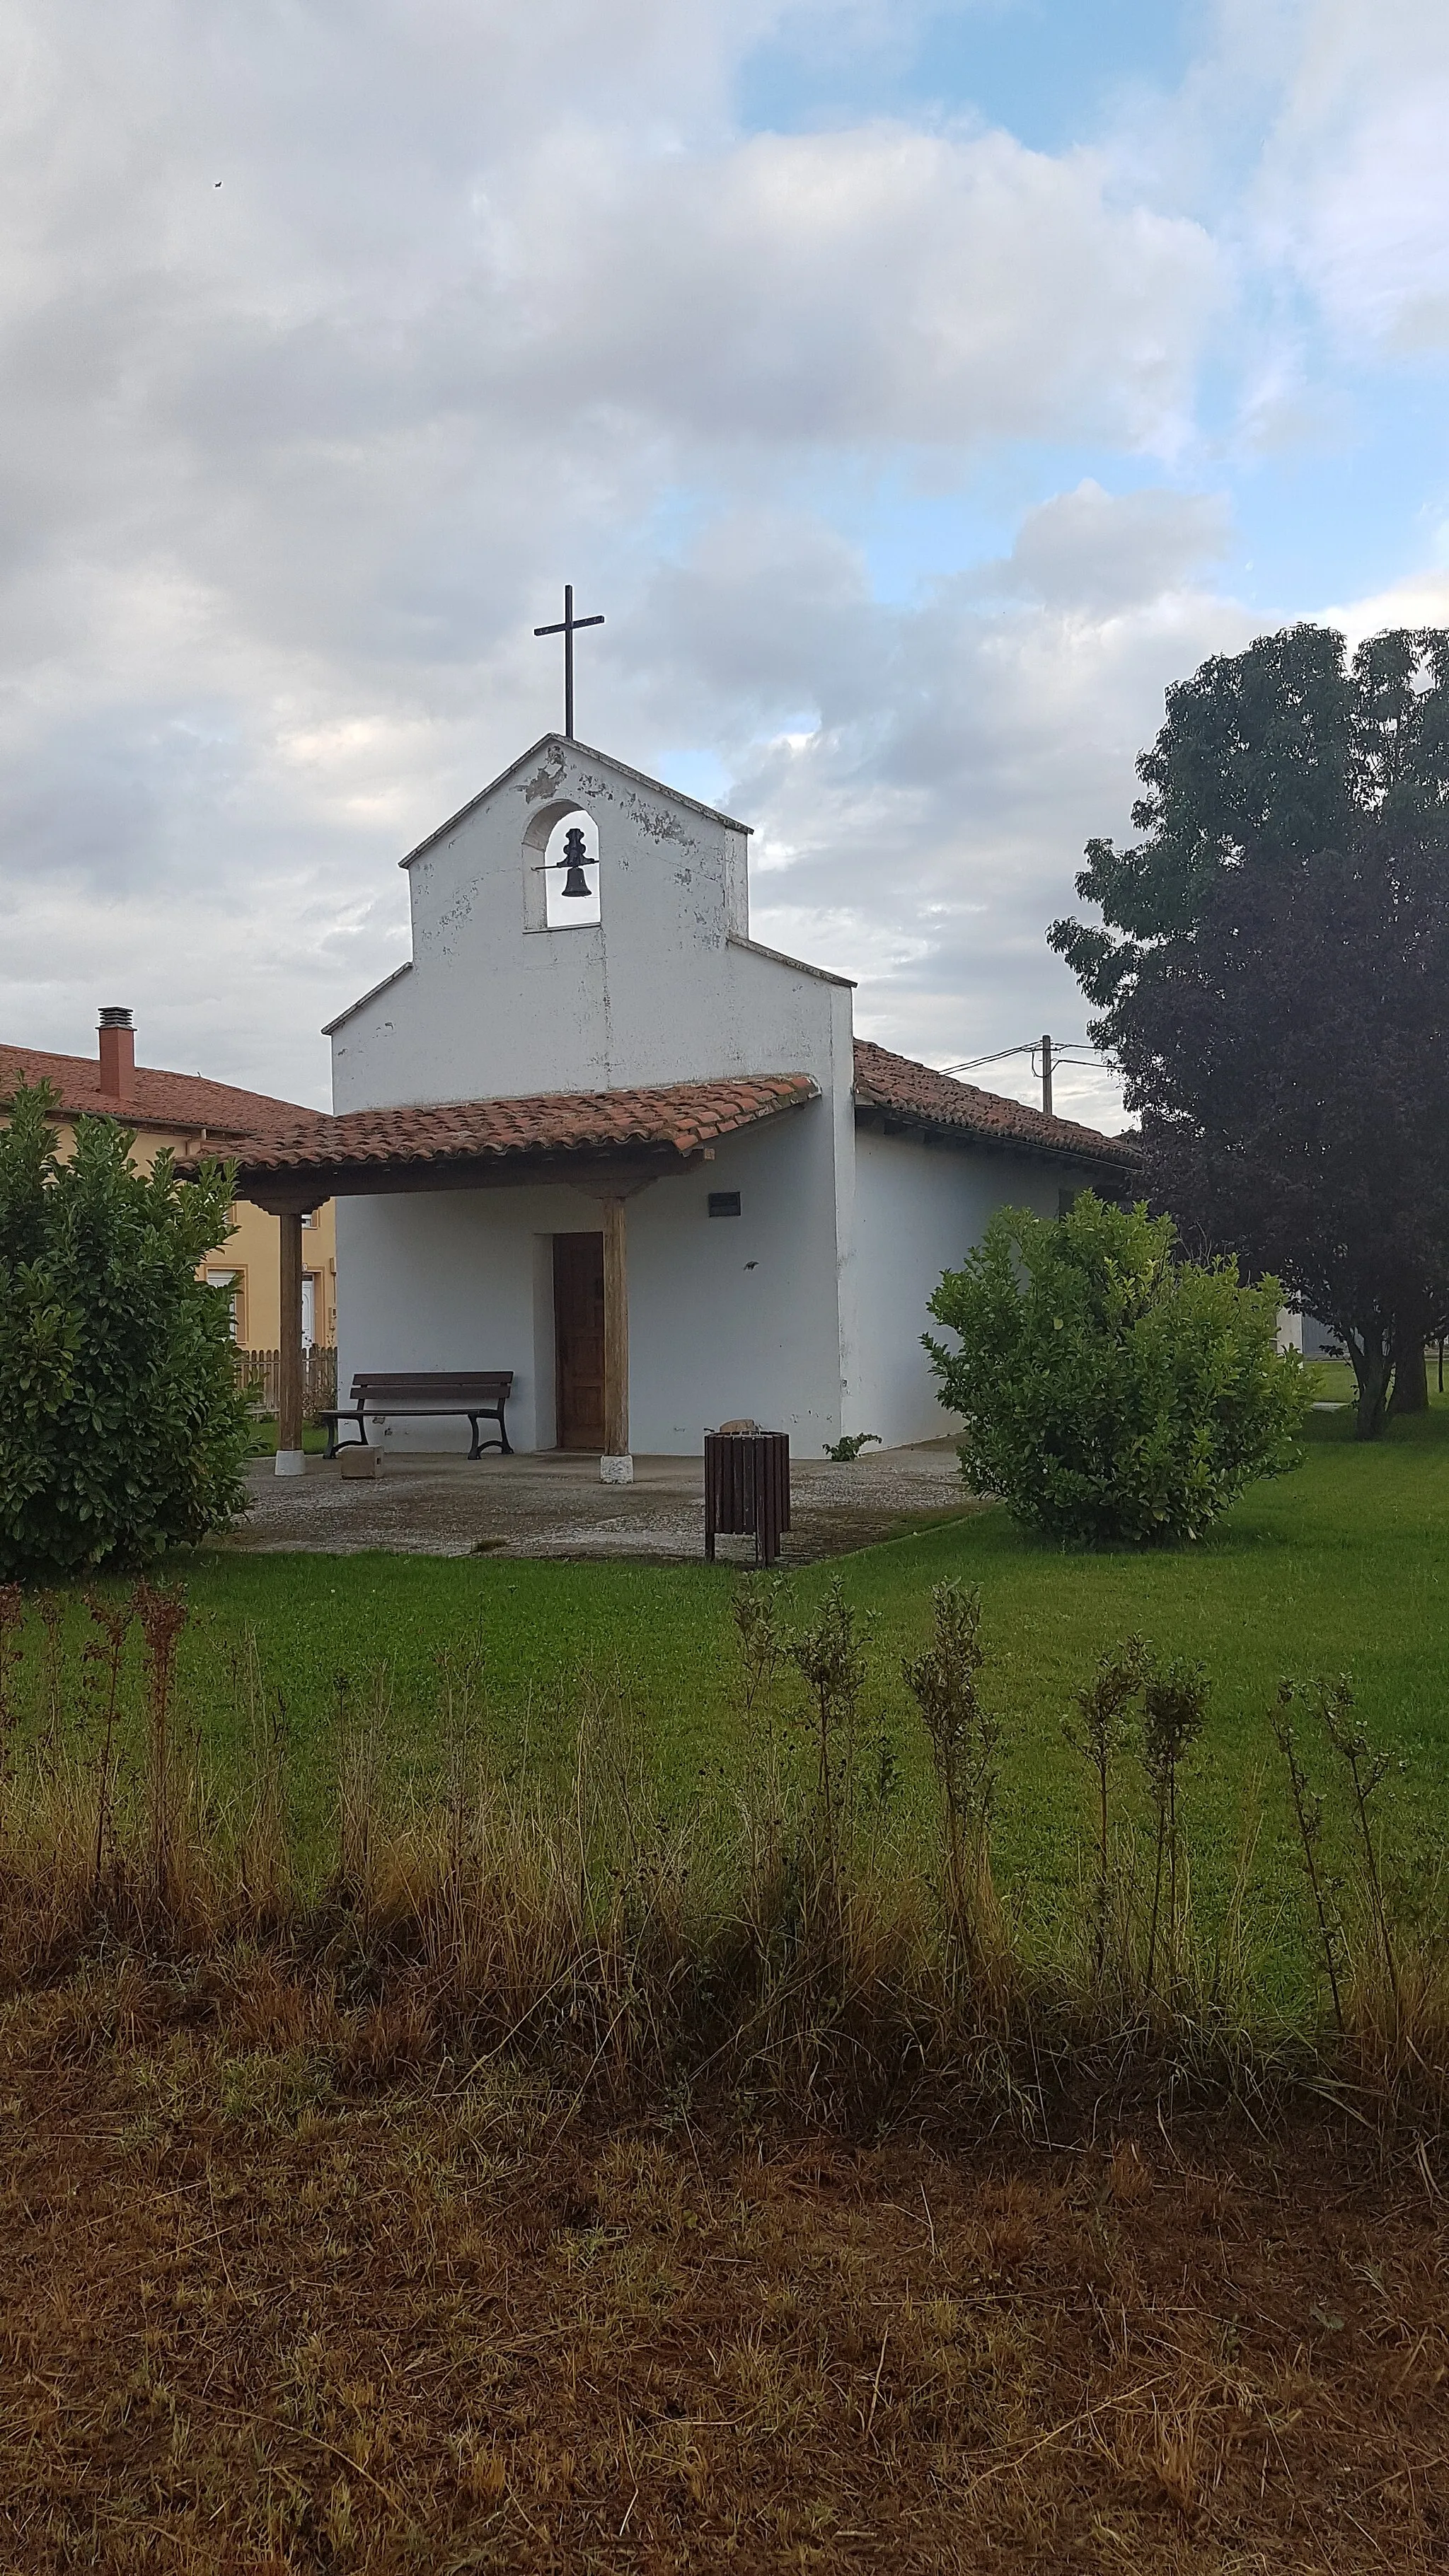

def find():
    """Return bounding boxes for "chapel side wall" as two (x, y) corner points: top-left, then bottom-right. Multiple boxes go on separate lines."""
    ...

(848, 1131), (1104, 1448)
(626, 1096), (845, 1452)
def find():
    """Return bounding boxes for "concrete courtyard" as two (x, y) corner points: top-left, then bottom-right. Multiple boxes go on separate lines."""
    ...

(214, 1441), (973, 1563)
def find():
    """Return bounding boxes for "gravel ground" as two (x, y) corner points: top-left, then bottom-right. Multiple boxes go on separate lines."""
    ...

(213, 1441), (975, 1563)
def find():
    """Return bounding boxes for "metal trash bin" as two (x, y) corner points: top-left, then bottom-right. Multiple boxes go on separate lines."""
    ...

(703, 1429), (791, 1566)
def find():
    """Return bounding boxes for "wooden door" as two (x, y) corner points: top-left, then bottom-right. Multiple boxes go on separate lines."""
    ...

(553, 1232), (606, 1450)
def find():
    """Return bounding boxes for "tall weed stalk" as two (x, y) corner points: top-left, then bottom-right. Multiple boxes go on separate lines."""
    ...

(0, 1582), (1445, 2128)
(1139, 1656), (1208, 1999)
(1063, 1638), (1145, 1987)
(903, 1581), (1006, 1991)
(81, 1590), (134, 1898)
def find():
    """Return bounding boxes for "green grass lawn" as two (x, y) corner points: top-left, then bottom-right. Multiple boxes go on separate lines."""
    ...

(244, 1417), (332, 1457)
(25, 1397), (1449, 1980)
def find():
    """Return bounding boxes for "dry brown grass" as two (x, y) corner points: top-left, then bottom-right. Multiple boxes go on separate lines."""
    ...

(4, 1586), (1449, 2563)
(3, 1965), (1448, 2571)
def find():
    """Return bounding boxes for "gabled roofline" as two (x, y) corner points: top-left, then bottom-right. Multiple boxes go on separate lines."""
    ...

(727, 934), (855, 991)
(398, 734), (753, 871)
(851, 1037), (1135, 1174)
(322, 960), (414, 1039)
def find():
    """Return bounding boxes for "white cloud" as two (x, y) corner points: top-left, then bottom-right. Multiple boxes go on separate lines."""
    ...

(724, 529), (1252, 1085)
(1317, 563), (1449, 647)
(978, 479), (1232, 611)
(1233, 0), (1449, 352)
(2, 0), (1437, 1136)
(500, 123), (1220, 454)
(0, 0), (1234, 1109)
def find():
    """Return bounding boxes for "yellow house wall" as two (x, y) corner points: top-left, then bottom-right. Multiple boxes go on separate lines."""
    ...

(217, 1194), (337, 1349)
(7, 1114), (336, 1351)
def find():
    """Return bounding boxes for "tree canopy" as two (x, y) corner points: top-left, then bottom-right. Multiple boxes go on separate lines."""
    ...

(0, 1081), (253, 1579)
(1049, 625), (1449, 1437)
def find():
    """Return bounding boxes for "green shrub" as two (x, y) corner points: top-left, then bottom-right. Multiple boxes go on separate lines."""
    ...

(0, 1081), (253, 1580)
(924, 1191), (1307, 1547)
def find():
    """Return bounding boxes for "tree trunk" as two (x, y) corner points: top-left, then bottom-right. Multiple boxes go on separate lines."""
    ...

(1387, 1312), (1430, 1416)
(1347, 1329), (1394, 1440)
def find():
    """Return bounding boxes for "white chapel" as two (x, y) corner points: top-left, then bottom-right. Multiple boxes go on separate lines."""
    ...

(227, 732), (1130, 1474)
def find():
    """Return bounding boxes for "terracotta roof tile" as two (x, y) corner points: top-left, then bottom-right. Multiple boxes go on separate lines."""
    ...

(0, 1043), (327, 1143)
(852, 1039), (1134, 1169)
(219, 1071), (820, 1179)
(8, 1030), (1131, 1182)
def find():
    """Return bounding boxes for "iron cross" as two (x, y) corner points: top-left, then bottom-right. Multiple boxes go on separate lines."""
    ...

(533, 584), (604, 741)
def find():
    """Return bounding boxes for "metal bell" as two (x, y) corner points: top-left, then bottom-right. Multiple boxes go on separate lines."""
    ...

(559, 826), (591, 899)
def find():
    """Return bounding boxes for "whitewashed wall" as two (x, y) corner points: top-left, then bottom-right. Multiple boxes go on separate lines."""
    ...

(325, 730), (1124, 1462)
(334, 1092), (850, 1456)
(328, 734), (860, 1455)
(848, 1128), (1109, 1448)
(329, 736), (848, 1109)
(336, 1183), (575, 1456)
(625, 1090), (848, 1451)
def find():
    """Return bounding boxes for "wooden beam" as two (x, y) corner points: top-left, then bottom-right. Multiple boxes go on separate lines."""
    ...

(236, 1148), (700, 1214)
(275, 1208), (306, 1475)
(600, 1194), (630, 1475)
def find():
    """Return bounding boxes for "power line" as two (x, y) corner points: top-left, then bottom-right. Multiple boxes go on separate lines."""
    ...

(942, 1040), (1114, 1076)
(939, 1034), (1121, 1121)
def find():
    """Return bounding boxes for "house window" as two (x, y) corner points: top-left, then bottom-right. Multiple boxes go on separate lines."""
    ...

(708, 1191), (741, 1218)
(1058, 1188), (1078, 1220)
(206, 1267), (245, 1341)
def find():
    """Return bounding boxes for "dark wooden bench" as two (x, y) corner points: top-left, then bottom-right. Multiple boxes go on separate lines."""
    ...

(320, 1371), (513, 1461)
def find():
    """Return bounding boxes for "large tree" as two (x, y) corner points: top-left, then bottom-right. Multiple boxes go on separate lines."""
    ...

(1050, 624), (1449, 1439)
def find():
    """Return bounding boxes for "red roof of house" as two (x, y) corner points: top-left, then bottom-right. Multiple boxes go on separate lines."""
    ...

(0, 1041), (325, 1144)
(853, 1039), (1133, 1169)
(220, 1070), (821, 1179)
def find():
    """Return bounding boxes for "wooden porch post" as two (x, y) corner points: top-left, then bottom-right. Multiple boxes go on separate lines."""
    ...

(600, 1193), (631, 1483)
(275, 1208), (306, 1476)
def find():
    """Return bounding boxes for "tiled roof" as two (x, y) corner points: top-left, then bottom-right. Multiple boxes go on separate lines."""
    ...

(853, 1039), (1134, 1169)
(8, 1027), (1129, 1180)
(219, 1071), (820, 1178)
(0, 1043), (328, 1143)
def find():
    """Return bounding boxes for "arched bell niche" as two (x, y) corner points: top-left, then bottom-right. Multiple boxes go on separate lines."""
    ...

(521, 799), (601, 932)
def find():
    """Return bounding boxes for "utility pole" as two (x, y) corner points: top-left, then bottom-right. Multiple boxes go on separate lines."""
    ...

(1040, 1034), (1053, 1119)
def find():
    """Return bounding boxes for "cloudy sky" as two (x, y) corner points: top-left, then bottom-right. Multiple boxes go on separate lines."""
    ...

(4, 0), (1448, 1122)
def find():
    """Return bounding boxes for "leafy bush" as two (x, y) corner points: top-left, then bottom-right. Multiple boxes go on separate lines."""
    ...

(0, 1081), (252, 1579)
(924, 1191), (1307, 1547)
(823, 1432), (881, 1462)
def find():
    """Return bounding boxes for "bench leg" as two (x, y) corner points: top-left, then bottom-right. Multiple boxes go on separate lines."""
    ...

(466, 1407), (511, 1461)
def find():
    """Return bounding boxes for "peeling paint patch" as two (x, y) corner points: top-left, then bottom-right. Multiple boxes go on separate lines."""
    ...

(524, 761), (567, 804)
